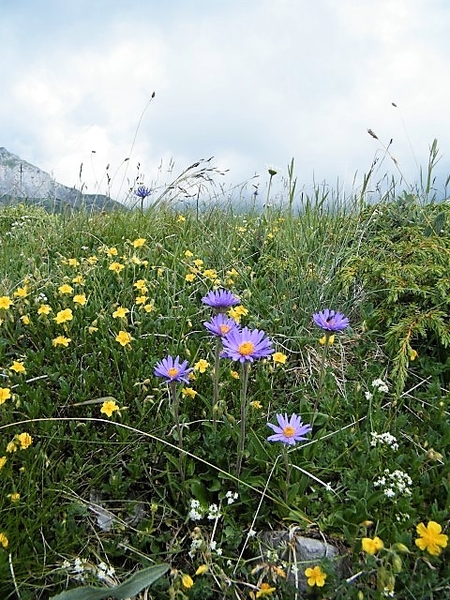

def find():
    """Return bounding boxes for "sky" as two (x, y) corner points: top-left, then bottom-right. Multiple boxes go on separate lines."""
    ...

(2, 0), (449, 204)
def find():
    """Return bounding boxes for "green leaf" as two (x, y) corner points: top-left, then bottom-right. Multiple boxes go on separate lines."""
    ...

(50, 564), (169, 600)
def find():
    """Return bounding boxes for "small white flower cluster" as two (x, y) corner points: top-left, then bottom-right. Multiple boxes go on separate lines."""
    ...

(210, 540), (223, 555)
(365, 377), (389, 400)
(225, 490), (239, 505)
(188, 499), (222, 521)
(370, 432), (399, 451)
(60, 557), (115, 583)
(189, 537), (203, 558)
(374, 469), (412, 498)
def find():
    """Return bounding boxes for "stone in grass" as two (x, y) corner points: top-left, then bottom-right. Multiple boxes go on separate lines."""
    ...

(258, 530), (343, 593)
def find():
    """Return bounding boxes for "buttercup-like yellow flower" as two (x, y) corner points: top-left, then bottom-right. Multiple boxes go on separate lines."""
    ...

(20, 315), (30, 325)
(181, 387), (197, 398)
(250, 400), (262, 409)
(203, 269), (218, 279)
(230, 370), (240, 379)
(17, 432), (33, 449)
(106, 247), (118, 256)
(0, 296), (13, 310)
(115, 331), (133, 347)
(112, 307), (129, 319)
(58, 284), (74, 295)
(134, 279), (148, 291)
(54, 308), (73, 324)
(228, 305), (248, 323)
(72, 275), (85, 285)
(255, 582), (276, 597)
(195, 564), (208, 575)
(0, 388), (11, 405)
(0, 533), (9, 549)
(272, 352), (287, 365)
(0, 456), (7, 470)
(194, 359), (210, 373)
(185, 273), (196, 282)
(177, 214), (186, 222)
(100, 400), (120, 417)
(52, 336), (71, 347)
(135, 295), (148, 305)
(143, 302), (154, 313)
(361, 536), (384, 555)
(10, 361), (26, 374)
(6, 442), (17, 453)
(14, 286), (29, 298)
(8, 492), (20, 503)
(132, 238), (146, 248)
(68, 258), (79, 267)
(305, 565), (327, 587)
(38, 304), (52, 315)
(415, 521), (448, 556)
(109, 262), (125, 274)
(73, 294), (87, 306)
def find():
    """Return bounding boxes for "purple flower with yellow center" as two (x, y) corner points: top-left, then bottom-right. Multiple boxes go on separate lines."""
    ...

(313, 309), (349, 332)
(267, 413), (312, 446)
(201, 289), (240, 312)
(204, 313), (239, 337)
(134, 185), (152, 199)
(154, 355), (192, 383)
(221, 327), (273, 363)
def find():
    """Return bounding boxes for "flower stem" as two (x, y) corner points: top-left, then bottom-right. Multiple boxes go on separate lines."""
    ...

(314, 333), (331, 419)
(212, 337), (221, 429)
(283, 446), (291, 503)
(236, 361), (250, 479)
(169, 381), (184, 482)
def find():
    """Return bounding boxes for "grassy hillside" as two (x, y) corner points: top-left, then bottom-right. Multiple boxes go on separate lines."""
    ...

(0, 190), (448, 599)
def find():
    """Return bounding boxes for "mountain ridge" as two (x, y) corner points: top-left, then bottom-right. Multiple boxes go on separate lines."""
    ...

(0, 147), (124, 212)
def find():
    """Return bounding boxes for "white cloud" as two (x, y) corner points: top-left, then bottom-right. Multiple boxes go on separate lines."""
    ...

(1, 0), (449, 202)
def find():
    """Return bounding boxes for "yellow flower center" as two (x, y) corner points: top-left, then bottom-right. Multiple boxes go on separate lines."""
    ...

(238, 341), (255, 356)
(283, 426), (295, 438)
(168, 367), (179, 378)
(220, 325), (231, 335)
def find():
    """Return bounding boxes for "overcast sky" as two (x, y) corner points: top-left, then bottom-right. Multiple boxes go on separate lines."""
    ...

(2, 0), (449, 203)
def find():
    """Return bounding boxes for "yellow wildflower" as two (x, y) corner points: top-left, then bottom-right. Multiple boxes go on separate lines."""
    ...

(20, 315), (30, 325)
(6, 442), (17, 453)
(132, 237), (146, 248)
(0, 388), (11, 405)
(73, 294), (87, 306)
(177, 214), (186, 222)
(255, 582), (276, 597)
(203, 269), (218, 279)
(13, 286), (29, 298)
(185, 273), (196, 282)
(415, 521), (448, 556)
(52, 336), (71, 347)
(304, 565), (327, 587)
(195, 564), (208, 575)
(135, 295), (148, 305)
(409, 349), (418, 361)
(17, 432), (32, 449)
(319, 334), (335, 345)
(72, 275), (85, 285)
(100, 400), (120, 417)
(0, 296), (13, 310)
(38, 304), (52, 315)
(58, 284), (74, 295)
(184, 250), (193, 258)
(68, 258), (79, 267)
(115, 331), (133, 347)
(134, 279), (148, 291)
(0, 456), (7, 470)
(361, 536), (384, 555)
(86, 255), (98, 265)
(109, 262), (125, 274)
(8, 493), (20, 503)
(54, 308), (73, 324)
(250, 400), (262, 409)
(272, 352), (287, 365)
(10, 361), (26, 374)
(194, 359), (210, 373)
(228, 305), (248, 323)
(230, 370), (239, 379)
(181, 574), (194, 589)
(0, 533), (9, 549)
(181, 387), (197, 398)
(112, 307), (129, 319)
(143, 302), (154, 313)
(106, 247), (118, 256)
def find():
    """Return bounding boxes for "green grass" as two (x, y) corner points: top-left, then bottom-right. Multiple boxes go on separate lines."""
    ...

(0, 185), (448, 599)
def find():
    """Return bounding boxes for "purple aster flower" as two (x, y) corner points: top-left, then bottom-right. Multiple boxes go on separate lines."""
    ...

(154, 355), (193, 383)
(221, 326), (273, 363)
(134, 185), (152, 199)
(201, 289), (240, 312)
(267, 413), (312, 446)
(312, 308), (349, 332)
(204, 313), (239, 337)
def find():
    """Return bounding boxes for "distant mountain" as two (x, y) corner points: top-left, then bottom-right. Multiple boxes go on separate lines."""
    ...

(0, 147), (124, 212)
